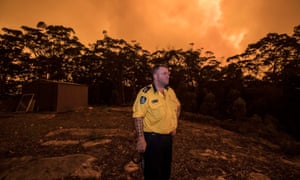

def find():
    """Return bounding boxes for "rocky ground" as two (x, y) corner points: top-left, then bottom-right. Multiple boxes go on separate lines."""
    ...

(0, 106), (299, 180)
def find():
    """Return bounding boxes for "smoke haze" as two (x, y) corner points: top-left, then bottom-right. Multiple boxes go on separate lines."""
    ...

(1, 0), (300, 58)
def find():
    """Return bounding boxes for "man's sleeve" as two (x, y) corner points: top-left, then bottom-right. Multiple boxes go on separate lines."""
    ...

(170, 88), (181, 118)
(132, 90), (148, 118)
(171, 88), (180, 106)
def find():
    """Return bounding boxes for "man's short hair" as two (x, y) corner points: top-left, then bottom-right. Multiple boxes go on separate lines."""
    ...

(152, 64), (169, 75)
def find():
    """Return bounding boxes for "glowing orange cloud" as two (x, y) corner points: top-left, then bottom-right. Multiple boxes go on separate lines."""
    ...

(0, 0), (299, 59)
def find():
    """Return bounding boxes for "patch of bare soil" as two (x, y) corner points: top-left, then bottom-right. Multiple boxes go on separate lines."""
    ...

(0, 106), (299, 179)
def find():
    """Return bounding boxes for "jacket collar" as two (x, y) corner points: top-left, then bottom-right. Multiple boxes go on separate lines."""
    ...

(152, 83), (169, 93)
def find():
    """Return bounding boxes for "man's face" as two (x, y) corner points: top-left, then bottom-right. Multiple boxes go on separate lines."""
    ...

(155, 67), (170, 86)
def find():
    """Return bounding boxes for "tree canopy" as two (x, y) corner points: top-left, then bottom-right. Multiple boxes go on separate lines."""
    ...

(1, 22), (300, 139)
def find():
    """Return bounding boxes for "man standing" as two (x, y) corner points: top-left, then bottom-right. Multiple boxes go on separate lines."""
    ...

(132, 64), (181, 180)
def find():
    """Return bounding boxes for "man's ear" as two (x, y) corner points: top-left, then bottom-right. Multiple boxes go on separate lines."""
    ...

(153, 73), (157, 80)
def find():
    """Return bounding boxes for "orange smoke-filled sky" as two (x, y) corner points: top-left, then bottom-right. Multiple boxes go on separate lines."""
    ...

(1, 0), (300, 58)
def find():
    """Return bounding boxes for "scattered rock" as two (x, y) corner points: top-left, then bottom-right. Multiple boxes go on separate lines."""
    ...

(0, 107), (299, 179)
(189, 149), (237, 162)
(248, 172), (270, 180)
(124, 160), (140, 173)
(41, 140), (79, 146)
(45, 128), (133, 138)
(82, 139), (112, 148)
(0, 154), (101, 179)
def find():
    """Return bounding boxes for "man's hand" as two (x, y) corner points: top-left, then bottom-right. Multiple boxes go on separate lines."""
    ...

(136, 136), (147, 153)
(171, 129), (176, 136)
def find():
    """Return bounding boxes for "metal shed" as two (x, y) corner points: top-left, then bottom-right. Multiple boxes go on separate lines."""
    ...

(21, 80), (88, 112)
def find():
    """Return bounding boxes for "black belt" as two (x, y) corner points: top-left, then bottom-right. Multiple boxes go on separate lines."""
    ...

(144, 132), (171, 136)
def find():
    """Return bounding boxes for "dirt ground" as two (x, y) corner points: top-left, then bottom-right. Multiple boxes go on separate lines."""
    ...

(0, 106), (299, 179)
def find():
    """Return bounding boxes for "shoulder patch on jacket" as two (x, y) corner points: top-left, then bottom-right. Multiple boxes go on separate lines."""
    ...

(142, 86), (151, 93)
(140, 96), (147, 104)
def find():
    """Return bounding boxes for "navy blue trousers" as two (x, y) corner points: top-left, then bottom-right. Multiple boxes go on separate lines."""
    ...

(143, 132), (173, 180)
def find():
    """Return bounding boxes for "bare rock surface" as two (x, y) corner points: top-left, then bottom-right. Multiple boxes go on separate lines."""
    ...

(1, 154), (101, 179)
(0, 106), (299, 179)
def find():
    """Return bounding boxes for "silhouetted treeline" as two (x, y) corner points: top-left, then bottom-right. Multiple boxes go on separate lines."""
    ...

(0, 22), (299, 139)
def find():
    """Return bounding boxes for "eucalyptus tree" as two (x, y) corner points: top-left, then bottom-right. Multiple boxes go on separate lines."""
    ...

(91, 31), (151, 105)
(0, 28), (30, 95)
(72, 47), (101, 85)
(227, 53), (261, 86)
(21, 24), (50, 80)
(283, 25), (300, 86)
(120, 41), (151, 102)
(150, 48), (186, 90)
(293, 25), (300, 42)
(283, 25), (300, 90)
(220, 63), (243, 84)
(198, 50), (221, 83)
(228, 32), (299, 87)
(22, 21), (85, 81)
(180, 48), (203, 89)
(92, 33), (123, 104)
